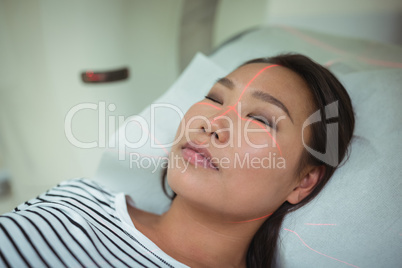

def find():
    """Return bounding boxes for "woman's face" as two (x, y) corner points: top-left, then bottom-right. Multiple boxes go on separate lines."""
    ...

(168, 63), (315, 222)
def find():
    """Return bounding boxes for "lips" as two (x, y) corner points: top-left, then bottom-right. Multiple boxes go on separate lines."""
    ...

(181, 142), (219, 170)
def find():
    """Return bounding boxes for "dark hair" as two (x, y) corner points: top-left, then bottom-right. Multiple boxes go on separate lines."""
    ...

(162, 53), (355, 267)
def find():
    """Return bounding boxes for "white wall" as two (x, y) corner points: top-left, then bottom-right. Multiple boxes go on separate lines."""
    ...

(0, 0), (183, 213)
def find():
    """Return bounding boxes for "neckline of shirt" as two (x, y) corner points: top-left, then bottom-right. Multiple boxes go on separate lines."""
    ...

(114, 192), (190, 268)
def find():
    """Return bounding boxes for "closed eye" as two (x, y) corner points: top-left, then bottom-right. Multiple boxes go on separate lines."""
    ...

(249, 115), (275, 129)
(205, 95), (275, 129)
(205, 95), (222, 105)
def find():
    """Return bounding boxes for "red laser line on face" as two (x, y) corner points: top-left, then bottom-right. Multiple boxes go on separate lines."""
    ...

(198, 64), (282, 155)
(211, 64), (279, 123)
(235, 64), (279, 104)
(284, 228), (360, 268)
(196, 101), (282, 154)
(212, 105), (235, 119)
(230, 104), (282, 155)
(113, 65), (282, 162)
(197, 102), (222, 110)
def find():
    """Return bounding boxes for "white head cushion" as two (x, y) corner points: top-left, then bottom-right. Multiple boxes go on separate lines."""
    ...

(95, 27), (402, 267)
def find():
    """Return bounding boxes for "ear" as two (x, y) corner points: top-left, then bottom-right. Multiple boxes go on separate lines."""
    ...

(286, 165), (325, 205)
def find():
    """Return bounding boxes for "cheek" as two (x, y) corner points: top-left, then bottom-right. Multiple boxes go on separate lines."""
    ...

(219, 167), (296, 219)
(222, 136), (299, 210)
(236, 132), (280, 164)
(277, 132), (305, 172)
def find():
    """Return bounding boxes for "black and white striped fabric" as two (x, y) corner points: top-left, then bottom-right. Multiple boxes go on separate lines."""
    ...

(0, 178), (188, 268)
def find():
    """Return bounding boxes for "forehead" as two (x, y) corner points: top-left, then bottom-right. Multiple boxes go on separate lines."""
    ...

(227, 63), (315, 125)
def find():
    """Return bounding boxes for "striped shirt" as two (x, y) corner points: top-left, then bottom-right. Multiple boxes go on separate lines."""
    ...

(0, 178), (188, 268)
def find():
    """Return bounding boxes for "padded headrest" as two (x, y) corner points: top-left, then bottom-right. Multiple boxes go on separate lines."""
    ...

(96, 27), (402, 267)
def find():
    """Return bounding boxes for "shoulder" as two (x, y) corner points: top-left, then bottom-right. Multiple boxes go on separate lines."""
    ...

(11, 178), (116, 213)
(0, 178), (120, 233)
(0, 178), (122, 267)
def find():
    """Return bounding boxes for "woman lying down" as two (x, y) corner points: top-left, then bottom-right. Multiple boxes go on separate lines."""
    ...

(0, 54), (354, 268)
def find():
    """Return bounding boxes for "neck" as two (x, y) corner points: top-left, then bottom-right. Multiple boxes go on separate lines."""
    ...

(150, 196), (265, 267)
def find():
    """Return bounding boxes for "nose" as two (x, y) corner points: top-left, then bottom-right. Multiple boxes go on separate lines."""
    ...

(201, 112), (231, 144)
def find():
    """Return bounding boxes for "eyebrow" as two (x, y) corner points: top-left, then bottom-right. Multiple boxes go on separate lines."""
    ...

(216, 77), (235, 89)
(216, 77), (294, 123)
